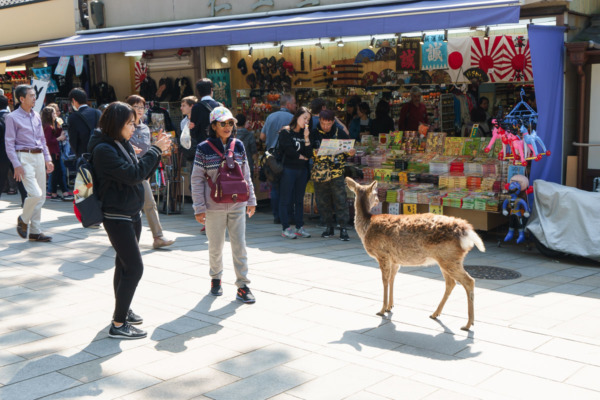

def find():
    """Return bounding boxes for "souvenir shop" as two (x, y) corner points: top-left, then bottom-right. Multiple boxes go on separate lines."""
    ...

(39, 0), (566, 229)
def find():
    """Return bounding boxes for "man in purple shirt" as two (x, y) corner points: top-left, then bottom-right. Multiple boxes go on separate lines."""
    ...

(4, 85), (54, 242)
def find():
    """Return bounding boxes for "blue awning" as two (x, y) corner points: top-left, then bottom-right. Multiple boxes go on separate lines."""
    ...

(39, 0), (520, 57)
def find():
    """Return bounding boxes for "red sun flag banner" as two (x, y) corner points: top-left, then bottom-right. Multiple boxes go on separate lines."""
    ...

(470, 36), (509, 82)
(134, 61), (148, 91)
(503, 35), (533, 82)
(446, 37), (472, 83)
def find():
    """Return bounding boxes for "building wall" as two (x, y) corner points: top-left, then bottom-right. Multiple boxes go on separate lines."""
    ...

(0, 0), (75, 46)
(569, 0), (600, 15)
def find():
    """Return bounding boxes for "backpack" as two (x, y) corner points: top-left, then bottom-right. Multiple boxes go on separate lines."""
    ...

(73, 153), (104, 227)
(258, 140), (284, 183)
(204, 139), (249, 204)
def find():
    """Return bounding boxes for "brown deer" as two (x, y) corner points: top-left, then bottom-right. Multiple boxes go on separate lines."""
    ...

(345, 177), (485, 331)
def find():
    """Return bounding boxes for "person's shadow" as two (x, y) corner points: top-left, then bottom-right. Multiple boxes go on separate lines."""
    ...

(152, 295), (243, 353)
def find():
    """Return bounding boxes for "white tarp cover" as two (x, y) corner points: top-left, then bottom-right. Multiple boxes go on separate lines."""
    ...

(527, 180), (600, 261)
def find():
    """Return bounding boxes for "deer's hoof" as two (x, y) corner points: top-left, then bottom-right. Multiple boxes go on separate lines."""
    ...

(461, 325), (471, 331)
(429, 314), (439, 320)
(376, 311), (385, 316)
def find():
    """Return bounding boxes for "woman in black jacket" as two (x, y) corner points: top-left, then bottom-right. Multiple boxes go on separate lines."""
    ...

(278, 106), (313, 239)
(89, 102), (171, 339)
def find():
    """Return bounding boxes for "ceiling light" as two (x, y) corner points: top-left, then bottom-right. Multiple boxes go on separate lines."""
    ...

(369, 37), (375, 49)
(221, 54), (229, 64)
(279, 44), (284, 54)
(248, 47), (253, 57)
(337, 40), (344, 47)
(443, 29), (448, 43)
(124, 50), (144, 57)
(484, 26), (490, 40)
(420, 32), (426, 45)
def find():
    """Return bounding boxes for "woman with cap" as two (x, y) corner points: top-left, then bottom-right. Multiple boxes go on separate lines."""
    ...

(191, 106), (257, 303)
(89, 101), (172, 339)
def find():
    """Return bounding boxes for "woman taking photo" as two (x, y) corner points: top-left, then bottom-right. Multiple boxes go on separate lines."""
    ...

(279, 106), (313, 239)
(126, 95), (175, 249)
(41, 107), (72, 201)
(90, 102), (171, 339)
(191, 106), (257, 303)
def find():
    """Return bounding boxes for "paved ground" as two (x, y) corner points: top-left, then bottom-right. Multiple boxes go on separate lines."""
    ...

(1, 194), (600, 400)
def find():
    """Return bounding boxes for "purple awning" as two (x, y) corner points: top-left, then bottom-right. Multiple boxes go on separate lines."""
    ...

(40, 0), (520, 57)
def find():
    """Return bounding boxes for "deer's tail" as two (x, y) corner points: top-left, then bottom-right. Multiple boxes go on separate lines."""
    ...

(460, 229), (486, 253)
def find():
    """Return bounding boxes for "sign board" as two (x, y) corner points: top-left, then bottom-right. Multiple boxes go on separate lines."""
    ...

(31, 79), (49, 113)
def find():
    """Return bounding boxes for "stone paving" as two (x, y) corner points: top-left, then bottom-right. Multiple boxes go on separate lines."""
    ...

(1, 194), (600, 400)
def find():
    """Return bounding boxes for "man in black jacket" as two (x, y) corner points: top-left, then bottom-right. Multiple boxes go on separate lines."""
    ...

(186, 78), (219, 161)
(68, 88), (102, 158)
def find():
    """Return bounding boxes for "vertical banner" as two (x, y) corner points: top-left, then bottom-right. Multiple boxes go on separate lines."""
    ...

(396, 38), (421, 74)
(54, 56), (70, 76)
(31, 79), (49, 113)
(32, 67), (59, 94)
(446, 37), (472, 83)
(206, 68), (232, 107)
(421, 34), (447, 70)
(528, 25), (566, 185)
(73, 55), (84, 76)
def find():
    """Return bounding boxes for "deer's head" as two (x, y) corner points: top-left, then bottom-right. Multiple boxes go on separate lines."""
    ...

(345, 177), (379, 209)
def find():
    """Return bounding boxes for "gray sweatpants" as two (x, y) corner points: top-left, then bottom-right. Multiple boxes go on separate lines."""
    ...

(205, 208), (250, 288)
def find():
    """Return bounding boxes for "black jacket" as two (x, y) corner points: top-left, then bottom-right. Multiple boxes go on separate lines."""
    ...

(279, 127), (312, 170)
(68, 106), (102, 157)
(88, 130), (161, 217)
(189, 99), (220, 145)
(0, 110), (9, 160)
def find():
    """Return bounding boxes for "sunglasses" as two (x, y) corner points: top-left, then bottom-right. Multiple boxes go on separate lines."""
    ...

(216, 120), (235, 127)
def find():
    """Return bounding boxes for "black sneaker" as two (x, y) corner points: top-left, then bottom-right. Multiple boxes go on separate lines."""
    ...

(108, 322), (147, 339)
(236, 286), (256, 304)
(211, 279), (223, 296)
(321, 227), (335, 238)
(340, 228), (350, 241)
(126, 309), (143, 325)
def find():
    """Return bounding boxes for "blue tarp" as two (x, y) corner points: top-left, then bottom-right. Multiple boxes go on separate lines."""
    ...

(529, 25), (566, 185)
(39, 0), (520, 57)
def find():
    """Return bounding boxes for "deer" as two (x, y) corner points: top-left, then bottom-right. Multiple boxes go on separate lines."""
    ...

(345, 177), (486, 331)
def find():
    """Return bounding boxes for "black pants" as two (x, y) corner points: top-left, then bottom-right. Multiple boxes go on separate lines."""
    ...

(103, 215), (143, 323)
(0, 157), (26, 204)
(49, 153), (68, 194)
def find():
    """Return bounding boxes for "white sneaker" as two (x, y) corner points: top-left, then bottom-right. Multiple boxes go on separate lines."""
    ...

(281, 227), (297, 239)
(295, 227), (311, 238)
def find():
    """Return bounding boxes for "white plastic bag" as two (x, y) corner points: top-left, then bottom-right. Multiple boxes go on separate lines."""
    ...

(180, 123), (191, 149)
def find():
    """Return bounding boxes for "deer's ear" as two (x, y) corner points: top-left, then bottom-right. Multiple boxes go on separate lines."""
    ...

(368, 180), (377, 191)
(345, 177), (356, 191)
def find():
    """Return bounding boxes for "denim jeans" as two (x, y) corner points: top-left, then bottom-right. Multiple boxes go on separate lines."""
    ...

(279, 167), (307, 230)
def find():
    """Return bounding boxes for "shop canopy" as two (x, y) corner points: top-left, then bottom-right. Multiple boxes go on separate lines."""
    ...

(0, 46), (39, 63)
(39, 0), (519, 57)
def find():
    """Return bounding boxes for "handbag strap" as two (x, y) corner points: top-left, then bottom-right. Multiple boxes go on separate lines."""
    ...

(203, 139), (237, 189)
(114, 140), (138, 164)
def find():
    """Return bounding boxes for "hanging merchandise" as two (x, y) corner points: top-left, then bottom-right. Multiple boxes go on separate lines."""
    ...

(73, 55), (84, 76)
(470, 36), (508, 83)
(447, 37), (472, 83)
(421, 34), (447, 70)
(355, 49), (376, 63)
(92, 81), (117, 105)
(156, 77), (174, 102)
(375, 46), (396, 61)
(503, 35), (533, 82)
(173, 77), (193, 100)
(139, 76), (157, 102)
(396, 37), (421, 74)
(134, 61), (147, 91)
(33, 67), (59, 94)
(54, 56), (70, 76)
(206, 68), (232, 107)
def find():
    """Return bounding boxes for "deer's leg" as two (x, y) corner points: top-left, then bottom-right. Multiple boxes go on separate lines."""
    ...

(386, 264), (400, 312)
(430, 269), (456, 320)
(377, 260), (391, 316)
(454, 267), (475, 331)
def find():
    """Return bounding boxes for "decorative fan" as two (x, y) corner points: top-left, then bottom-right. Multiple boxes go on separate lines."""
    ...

(355, 49), (376, 63)
(362, 72), (379, 87)
(378, 68), (397, 84)
(375, 47), (396, 61)
(430, 70), (452, 84)
(134, 61), (148, 91)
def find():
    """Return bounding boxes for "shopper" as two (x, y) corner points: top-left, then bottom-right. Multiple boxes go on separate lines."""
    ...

(278, 106), (313, 239)
(180, 95), (198, 133)
(41, 107), (72, 201)
(89, 101), (171, 339)
(68, 88), (102, 159)
(371, 99), (395, 136)
(188, 78), (219, 159)
(310, 109), (356, 241)
(349, 102), (373, 141)
(4, 85), (54, 241)
(260, 93), (296, 224)
(0, 95), (14, 199)
(126, 95), (175, 250)
(398, 86), (428, 131)
(470, 96), (492, 137)
(191, 106), (257, 303)
(309, 97), (349, 134)
(344, 95), (361, 127)
(234, 114), (257, 179)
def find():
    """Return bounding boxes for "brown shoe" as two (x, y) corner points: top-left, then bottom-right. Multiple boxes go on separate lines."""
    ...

(17, 216), (28, 238)
(153, 236), (175, 249)
(28, 233), (52, 242)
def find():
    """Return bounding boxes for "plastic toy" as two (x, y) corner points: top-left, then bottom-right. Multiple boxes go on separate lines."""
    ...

(502, 175), (533, 244)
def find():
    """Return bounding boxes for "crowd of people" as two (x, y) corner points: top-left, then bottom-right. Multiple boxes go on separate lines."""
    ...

(1, 78), (410, 340)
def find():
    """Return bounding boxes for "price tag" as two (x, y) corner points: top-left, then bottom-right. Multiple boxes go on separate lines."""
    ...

(403, 204), (417, 215)
(429, 205), (443, 215)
